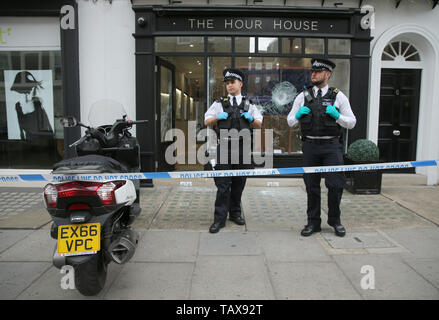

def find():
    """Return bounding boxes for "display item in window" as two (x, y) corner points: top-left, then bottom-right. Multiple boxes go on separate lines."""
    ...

(8, 70), (54, 141)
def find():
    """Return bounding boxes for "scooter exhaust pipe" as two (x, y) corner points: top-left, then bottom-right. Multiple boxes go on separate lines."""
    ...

(52, 244), (66, 269)
(108, 229), (139, 264)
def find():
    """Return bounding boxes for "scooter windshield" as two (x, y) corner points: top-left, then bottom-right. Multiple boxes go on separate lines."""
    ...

(88, 99), (129, 128)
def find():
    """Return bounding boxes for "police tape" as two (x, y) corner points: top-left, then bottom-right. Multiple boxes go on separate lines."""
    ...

(0, 159), (437, 184)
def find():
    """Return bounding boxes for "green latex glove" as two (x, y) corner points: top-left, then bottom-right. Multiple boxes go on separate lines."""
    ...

(295, 106), (311, 120)
(241, 112), (254, 123)
(326, 105), (340, 120)
(217, 112), (229, 121)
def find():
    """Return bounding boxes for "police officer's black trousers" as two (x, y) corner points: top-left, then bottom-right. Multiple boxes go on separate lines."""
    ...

(302, 140), (346, 227)
(213, 140), (252, 224)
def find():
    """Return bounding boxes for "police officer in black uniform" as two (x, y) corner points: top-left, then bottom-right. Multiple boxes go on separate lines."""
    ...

(204, 68), (263, 233)
(287, 58), (356, 237)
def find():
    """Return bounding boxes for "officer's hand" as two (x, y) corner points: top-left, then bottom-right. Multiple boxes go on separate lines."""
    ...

(294, 106), (311, 120)
(217, 112), (229, 121)
(241, 112), (254, 123)
(326, 105), (340, 120)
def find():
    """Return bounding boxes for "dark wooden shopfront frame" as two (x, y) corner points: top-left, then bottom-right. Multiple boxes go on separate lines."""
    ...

(1, 0), (81, 160)
(133, 5), (371, 182)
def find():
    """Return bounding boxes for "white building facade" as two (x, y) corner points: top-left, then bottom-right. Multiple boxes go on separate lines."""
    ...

(1, 0), (438, 184)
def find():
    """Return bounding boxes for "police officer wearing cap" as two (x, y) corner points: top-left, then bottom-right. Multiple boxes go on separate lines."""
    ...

(287, 58), (356, 237)
(204, 68), (263, 233)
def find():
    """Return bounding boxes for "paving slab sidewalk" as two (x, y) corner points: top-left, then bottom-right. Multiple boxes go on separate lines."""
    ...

(0, 174), (438, 300)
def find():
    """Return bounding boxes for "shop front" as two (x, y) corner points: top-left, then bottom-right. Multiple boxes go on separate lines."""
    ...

(0, 0), (80, 169)
(133, 5), (371, 176)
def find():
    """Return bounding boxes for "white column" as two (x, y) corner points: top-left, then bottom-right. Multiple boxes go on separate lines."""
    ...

(77, 0), (135, 129)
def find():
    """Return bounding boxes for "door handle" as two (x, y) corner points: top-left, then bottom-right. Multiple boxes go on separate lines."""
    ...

(393, 130), (401, 136)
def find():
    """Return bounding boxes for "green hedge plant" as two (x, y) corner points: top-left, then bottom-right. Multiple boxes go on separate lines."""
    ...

(346, 139), (379, 162)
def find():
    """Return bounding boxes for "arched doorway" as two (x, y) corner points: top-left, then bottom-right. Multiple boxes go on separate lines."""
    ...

(378, 40), (422, 172)
(368, 25), (439, 184)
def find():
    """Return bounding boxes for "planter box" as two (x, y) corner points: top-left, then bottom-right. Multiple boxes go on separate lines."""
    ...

(343, 157), (382, 195)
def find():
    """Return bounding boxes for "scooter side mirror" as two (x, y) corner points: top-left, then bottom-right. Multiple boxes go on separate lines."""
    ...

(60, 117), (78, 128)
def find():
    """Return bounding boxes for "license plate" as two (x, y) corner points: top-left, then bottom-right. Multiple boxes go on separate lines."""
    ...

(57, 223), (100, 256)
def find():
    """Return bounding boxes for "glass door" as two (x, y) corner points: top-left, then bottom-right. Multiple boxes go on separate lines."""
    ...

(156, 56), (205, 171)
(156, 58), (175, 172)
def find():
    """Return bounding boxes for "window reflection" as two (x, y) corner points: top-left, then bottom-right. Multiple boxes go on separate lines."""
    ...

(258, 37), (278, 53)
(234, 56), (350, 154)
(282, 37), (302, 54)
(330, 59), (350, 97)
(208, 56), (231, 106)
(207, 37), (232, 52)
(328, 39), (351, 55)
(160, 66), (172, 142)
(235, 37), (256, 53)
(305, 38), (324, 54)
(158, 56), (205, 171)
(155, 37), (204, 52)
(236, 57), (312, 154)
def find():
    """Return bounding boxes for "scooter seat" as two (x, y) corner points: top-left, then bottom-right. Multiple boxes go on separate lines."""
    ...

(53, 154), (129, 173)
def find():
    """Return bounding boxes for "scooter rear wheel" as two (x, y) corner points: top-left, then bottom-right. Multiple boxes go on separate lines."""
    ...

(74, 253), (107, 296)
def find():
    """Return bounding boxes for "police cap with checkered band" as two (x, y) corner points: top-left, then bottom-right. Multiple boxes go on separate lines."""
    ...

(223, 68), (245, 82)
(311, 58), (336, 72)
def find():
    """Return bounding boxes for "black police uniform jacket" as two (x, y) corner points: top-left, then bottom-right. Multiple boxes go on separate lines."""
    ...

(299, 86), (342, 137)
(216, 96), (252, 131)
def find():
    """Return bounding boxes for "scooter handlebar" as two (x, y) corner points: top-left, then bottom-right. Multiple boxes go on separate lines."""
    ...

(69, 135), (88, 148)
(128, 120), (148, 125)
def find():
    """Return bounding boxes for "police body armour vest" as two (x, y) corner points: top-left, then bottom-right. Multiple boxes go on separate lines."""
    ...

(216, 96), (252, 131)
(299, 87), (342, 137)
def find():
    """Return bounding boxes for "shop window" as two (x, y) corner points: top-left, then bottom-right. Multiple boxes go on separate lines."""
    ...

(0, 50), (63, 168)
(330, 58), (351, 98)
(158, 56), (205, 171)
(382, 41), (421, 62)
(207, 37), (232, 52)
(234, 56), (350, 154)
(236, 56), (312, 154)
(235, 37), (256, 53)
(24, 52), (39, 69)
(155, 35), (351, 168)
(281, 37), (302, 54)
(258, 37), (278, 53)
(328, 39), (351, 55)
(160, 66), (172, 143)
(208, 56), (232, 106)
(305, 38), (324, 54)
(155, 37), (204, 52)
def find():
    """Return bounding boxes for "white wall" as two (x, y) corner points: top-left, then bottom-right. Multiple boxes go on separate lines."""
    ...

(86, 0), (439, 183)
(78, 0), (136, 132)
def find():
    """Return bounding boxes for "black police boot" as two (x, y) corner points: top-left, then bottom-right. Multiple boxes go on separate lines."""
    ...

(209, 221), (226, 234)
(229, 215), (245, 225)
(329, 223), (346, 237)
(300, 224), (322, 237)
